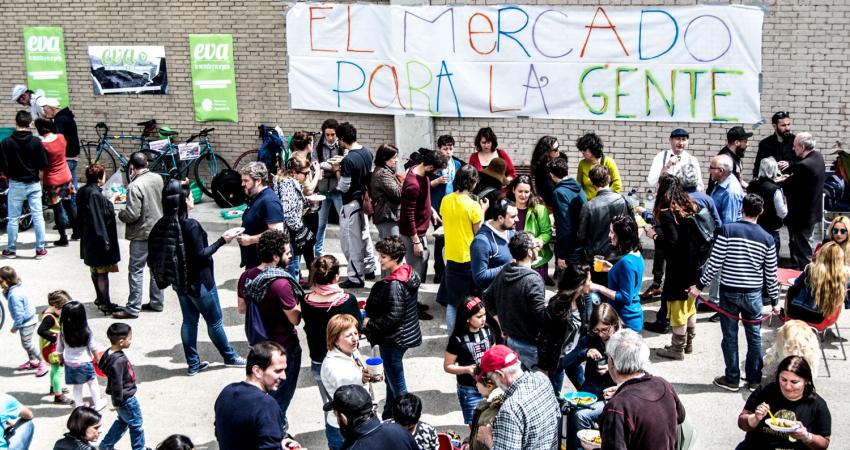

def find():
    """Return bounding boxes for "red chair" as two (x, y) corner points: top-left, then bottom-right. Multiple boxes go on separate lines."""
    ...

(783, 307), (846, 377)
(437, 432), (454, 450)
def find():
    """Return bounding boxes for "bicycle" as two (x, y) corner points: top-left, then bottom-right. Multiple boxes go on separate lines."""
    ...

(233, 125), (291, 174)
(0, 176), (34, 233)
(139, 128), (232, 198)
(81, 119), (158, 182)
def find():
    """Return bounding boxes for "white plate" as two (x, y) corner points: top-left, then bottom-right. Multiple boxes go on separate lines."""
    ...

(577, 429), (601, 449)
(224, 227), (245, 238)
(306, 194), (326, 202)
(766, 419), (800, 433)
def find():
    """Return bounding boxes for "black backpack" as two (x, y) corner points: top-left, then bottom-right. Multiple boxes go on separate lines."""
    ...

(683, 207), (717, 267)
(210, 169), (246, 208)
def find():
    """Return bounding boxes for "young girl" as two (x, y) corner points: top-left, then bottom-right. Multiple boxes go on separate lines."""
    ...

(58, 301), (106, 410)
(38, 290), (74, 404)
(443, 296), (494, 424)
(1, 266), (47, 377)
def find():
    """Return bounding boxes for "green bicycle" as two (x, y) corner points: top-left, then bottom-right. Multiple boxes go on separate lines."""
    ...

(81, 119), (159, 182)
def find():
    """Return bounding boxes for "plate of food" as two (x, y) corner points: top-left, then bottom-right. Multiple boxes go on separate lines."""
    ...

(766, 418), (800, 433)
(562, 391), (597, 405)
(305, 194), (326, 203)
(577, 429), (602, 450)
(224, 227), (245, 239)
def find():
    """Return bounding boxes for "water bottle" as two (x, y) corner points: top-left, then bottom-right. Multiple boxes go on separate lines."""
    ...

(645, 188), (655, 211)
(626, 188), (639, 209)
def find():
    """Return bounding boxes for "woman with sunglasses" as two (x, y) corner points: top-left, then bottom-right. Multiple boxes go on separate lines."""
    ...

(443, 296), (494, 424)
(747, 157), (788, 264)
(785, 241), (847, 327)
(273, 148), (320, 281)
(815, 216), (850, 265)
(507, 175), (553, 284)
(575, 132), (622, 200)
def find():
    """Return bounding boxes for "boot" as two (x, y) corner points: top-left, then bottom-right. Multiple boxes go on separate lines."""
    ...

(657, 333), (686, 360)
(684, 327), (696, 354)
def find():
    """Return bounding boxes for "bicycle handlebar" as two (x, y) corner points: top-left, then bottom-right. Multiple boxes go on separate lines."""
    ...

(186, 128), (215, 143)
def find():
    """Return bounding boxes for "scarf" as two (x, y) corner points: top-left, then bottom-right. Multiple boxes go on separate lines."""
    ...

(244, 266), (304, 304)
(305, 283), (349, 310)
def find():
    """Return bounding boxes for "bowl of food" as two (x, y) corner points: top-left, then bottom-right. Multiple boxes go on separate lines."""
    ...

(577, 429), (602, 450)
(766, 418), (800, 433)
(562, 391), (598, 405)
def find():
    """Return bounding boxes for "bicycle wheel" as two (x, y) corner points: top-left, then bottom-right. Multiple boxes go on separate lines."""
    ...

(129, 149), (168, 181)
(232, 148), (259, 173)
(193, 151), (233, 197)
(82, 142), (118, 180)
(18, 202), (32, 232)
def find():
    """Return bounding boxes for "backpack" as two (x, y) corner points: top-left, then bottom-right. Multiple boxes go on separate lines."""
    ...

(210, 169), (246, 208)
(257, 125), (285, 175)
(682, 207), (716, 267)
(824, 173), (845, 211)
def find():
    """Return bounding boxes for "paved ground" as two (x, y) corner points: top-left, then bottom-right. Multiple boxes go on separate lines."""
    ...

(1, 200), (847, 449)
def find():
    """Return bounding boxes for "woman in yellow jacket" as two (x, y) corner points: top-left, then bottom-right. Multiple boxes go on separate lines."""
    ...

(507, 175), (554, 284)
(576, 132), (622, 200)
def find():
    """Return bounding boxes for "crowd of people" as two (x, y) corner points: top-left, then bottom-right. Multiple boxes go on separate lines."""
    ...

(0, 88), (843, 450)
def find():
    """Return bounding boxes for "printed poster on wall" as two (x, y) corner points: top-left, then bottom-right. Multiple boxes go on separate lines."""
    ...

(22, 26), (70, 107)
(88, 45), (168, 95)
(189, 34), (239, 122)
(286, 4), (764, 123)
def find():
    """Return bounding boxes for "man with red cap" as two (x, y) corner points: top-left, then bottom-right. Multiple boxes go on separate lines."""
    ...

(474, 345), (559, 450)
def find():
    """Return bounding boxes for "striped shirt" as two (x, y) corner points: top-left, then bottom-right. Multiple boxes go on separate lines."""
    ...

(697, 220), (779, 304)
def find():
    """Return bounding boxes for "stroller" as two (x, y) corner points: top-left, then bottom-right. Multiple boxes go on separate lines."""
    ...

(0, 175), (34, 232)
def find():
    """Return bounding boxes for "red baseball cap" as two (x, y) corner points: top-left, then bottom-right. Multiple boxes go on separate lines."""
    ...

(477, 345), (519, 381)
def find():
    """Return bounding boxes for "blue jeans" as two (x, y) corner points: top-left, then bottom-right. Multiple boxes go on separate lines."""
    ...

(446, 304), (458, 334)
(99, 396), (145, 450)
(287, 254), (301, 282)
(6, 180), (46, 251)
(567, 401), (604, 450)
(457, 384), (484, 424)
(315, 190), (343, 256)
(507, 337), (539, 371)
(379, 344), (408, 420)
(58, 159), (78, 231)
(271, 344), (302, 432)
(325, 423), (345, 450)
(719, 289), (763, 384)
(7, 419), (34, 450)
(548, 347), (586, 394)
(177, 284), (240, 371)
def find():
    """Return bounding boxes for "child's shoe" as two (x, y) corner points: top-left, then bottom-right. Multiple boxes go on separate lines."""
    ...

(53, 393), (73, 405)
(15, 360), (38, 371)
(35, 362), (49, 377)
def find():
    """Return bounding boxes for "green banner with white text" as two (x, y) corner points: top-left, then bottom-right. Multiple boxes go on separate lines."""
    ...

(189, 34), (238, 122)
(22, 26), (70, 108)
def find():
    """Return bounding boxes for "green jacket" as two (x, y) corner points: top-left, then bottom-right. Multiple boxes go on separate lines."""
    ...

(522, 203), (553, 268)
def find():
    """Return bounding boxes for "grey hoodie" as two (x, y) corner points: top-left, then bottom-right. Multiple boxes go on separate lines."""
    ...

(482, 262), (546, 343)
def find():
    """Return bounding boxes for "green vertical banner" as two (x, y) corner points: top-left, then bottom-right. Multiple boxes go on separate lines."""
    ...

(22, 26), (70, 107)
(189, 34), (238, 122)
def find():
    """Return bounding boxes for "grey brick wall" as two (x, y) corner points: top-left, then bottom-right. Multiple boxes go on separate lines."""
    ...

(1, 1), (847, 192)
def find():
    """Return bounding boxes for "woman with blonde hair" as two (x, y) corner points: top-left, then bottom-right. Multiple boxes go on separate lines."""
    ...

(786, 241), (847, 326)
(273, 150), (320, 281)
(814, 215), (850, 265)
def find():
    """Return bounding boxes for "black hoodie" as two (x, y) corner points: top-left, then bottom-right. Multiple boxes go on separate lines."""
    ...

(53, 107), (80, 158)
(483, 262), (547, 343)
(98, 349), (138, 406)
(0, 130), (48, 183)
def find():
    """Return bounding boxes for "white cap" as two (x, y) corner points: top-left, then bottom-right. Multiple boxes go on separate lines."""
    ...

(10, 85), (26, 102)
(36, 97), (60, 108)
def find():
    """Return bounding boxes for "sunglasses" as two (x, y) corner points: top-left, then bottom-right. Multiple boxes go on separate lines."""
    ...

(833, 228), (848, 235)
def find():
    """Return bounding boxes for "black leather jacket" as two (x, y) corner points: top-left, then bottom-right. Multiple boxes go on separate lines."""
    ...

(576, 189), (631, 261)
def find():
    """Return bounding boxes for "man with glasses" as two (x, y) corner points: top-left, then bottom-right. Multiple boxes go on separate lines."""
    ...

(784, 132), (825, 269)
(707, 126), (753, 193)
(753, 111), (796, 177)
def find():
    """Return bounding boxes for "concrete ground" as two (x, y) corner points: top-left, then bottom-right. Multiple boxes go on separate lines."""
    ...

(1, 199), (847, 449)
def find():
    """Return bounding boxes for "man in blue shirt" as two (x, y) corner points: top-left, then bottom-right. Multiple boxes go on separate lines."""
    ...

(237, 162), (284, 269)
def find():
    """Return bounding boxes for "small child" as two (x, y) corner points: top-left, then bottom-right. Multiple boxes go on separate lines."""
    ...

(1, 266), (47, 377)
(390, 393), (439, 450)
(58, 300), (106, 410)
(97, 322), (146, 450)
(37, 290), (73, 404)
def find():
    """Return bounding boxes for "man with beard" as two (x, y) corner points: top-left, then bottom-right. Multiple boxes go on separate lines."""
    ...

(708, 126), (753, 193)
(399, 149), (447, 316)
(237, 230), (304, 434)
(215, 341), (291, 450)
(324, 384), (417, 449)
(753, 111), (796, 177)
(470, 199), (518, 292)
(236, 162), (284, 269)
(474, 345), (560, 450)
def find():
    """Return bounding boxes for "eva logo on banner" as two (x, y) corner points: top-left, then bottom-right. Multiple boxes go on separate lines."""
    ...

(101, 48), (149, 67)
(193, 44), (230, 62)
(26, 36), (60, 53)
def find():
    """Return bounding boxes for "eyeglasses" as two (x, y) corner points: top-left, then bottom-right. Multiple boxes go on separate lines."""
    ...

(516, 175), (532, 184)
(592, 326), (613, 335)
(833, 228), (848, 235)
(709, 166), (721, 171)
(300, 171), (311, 175)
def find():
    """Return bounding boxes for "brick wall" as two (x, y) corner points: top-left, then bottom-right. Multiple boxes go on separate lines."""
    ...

(1, 1), (847, 191)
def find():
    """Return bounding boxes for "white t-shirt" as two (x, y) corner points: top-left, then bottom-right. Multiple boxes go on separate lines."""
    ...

(646, 149), (704, 191)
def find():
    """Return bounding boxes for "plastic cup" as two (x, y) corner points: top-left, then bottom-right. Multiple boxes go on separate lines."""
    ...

(593, 255), (605, 272)
(597, 355), (608, 369)
(365, 357), (384, 378)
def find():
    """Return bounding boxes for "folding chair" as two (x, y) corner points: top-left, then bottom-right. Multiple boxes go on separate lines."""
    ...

(808, 311), (847, 378)
(437, 432), (454, 450)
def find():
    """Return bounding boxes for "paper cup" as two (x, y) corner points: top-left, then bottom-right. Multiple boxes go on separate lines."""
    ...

(365, 357), (384, 377)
